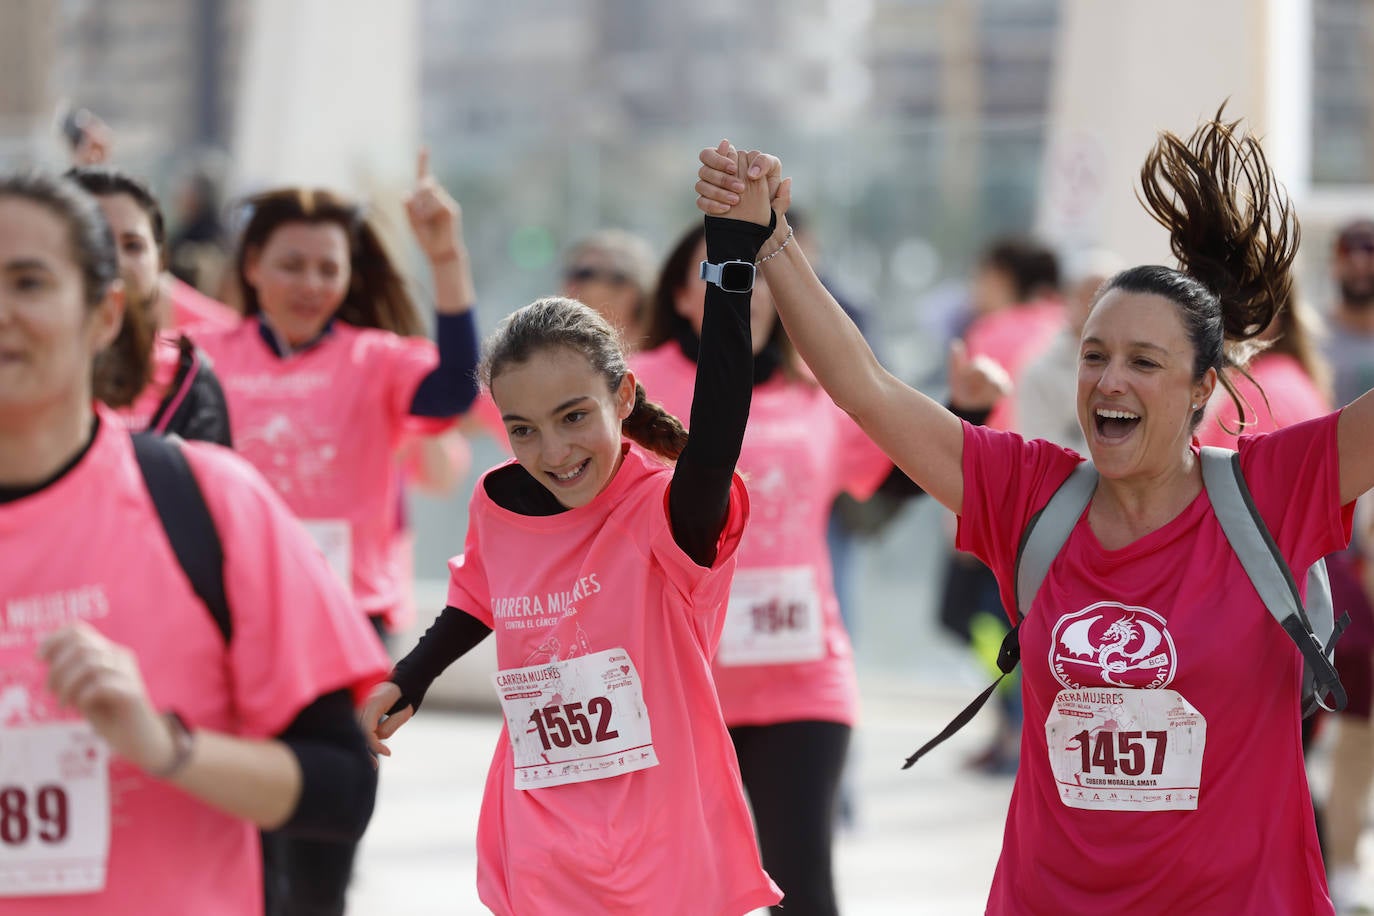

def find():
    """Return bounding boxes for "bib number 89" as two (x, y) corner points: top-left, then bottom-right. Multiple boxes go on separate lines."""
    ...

(528, 698), (618, 751)
(0, 785), (69, 846)
(1073, 729), (1167, 776)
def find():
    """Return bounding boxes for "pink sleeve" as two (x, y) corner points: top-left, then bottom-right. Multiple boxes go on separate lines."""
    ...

(832, 404), (896, 500)
(446, 493), (494, 627)
(650, 473), (751, 613)
(954, 421), (1081, 620)
(377, 332), (443, 426)
(1237, 410), (1355, 572)
(182, 443), (391, 737)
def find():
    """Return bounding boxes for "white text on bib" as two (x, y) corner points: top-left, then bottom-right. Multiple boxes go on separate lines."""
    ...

(494, 648), (657, 790)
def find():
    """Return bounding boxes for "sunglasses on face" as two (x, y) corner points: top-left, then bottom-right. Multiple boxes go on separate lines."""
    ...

(565, 265), (631, 285)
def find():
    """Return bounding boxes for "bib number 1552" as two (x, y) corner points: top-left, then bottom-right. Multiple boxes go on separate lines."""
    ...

(527, 698), (618, 751)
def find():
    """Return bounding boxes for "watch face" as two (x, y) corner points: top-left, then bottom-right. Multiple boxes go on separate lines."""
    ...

(719, 261), (755, 292)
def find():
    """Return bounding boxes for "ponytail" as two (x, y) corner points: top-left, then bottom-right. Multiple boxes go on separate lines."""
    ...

(1111, 105), (1301, 431)
(620, 382), (688, 461)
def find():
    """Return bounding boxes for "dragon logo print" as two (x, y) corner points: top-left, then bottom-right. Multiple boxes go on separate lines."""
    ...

(1049, 601), (1177, 690)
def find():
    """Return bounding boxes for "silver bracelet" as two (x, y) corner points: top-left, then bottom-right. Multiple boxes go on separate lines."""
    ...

(755, 226), (795, 266)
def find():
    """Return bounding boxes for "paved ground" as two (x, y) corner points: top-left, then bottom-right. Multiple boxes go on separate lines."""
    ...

(349, 678), (1013, 915)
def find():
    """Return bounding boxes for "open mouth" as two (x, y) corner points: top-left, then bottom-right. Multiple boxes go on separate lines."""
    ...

(546, 458), (590, 486)
(1094, 407), (1141, 441)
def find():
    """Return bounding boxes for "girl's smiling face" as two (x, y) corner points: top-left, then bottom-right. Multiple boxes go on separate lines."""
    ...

(491, 345), (636, 508)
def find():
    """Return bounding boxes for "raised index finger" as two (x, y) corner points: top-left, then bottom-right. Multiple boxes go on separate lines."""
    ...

(416, 147), (431, 181)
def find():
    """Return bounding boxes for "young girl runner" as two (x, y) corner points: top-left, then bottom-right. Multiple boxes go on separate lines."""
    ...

(360, 152), (782, 915)
(696, 112), (1374, 914)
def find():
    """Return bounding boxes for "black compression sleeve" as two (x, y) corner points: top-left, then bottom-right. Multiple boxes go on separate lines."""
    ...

(273, 690), (377, 841)
(666, 215), (773, 567)
(388, 606), (493, 713)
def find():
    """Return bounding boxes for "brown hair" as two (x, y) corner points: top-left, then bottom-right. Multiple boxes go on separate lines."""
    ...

(65, 167), (165, 408)
(233, 187), (424, 336)
(642, 223), (805, 381)
(1111, 105), (1299, 431)
(481, 296), (688, 460)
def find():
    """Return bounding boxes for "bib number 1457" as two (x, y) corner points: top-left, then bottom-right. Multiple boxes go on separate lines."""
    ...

(1071, 729), (1167, 777)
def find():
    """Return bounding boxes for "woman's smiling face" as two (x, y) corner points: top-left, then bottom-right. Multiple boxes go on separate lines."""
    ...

(1077, 288), (1215, 480)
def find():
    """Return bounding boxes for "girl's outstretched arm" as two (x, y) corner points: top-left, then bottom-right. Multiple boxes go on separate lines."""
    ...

(667, 146), (773, 566)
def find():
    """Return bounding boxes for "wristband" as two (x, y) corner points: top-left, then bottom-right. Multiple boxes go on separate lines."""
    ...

(149, 711), (196, 779)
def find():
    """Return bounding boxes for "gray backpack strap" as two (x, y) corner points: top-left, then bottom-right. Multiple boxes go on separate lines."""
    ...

(904, 460), (1096, 770)
(1015, 461), (1098, 621)
(1199, 447), (1347, 715)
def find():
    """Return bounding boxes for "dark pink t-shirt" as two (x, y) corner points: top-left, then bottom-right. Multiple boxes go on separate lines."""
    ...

(958, 415), (1351, 914)
(449, 444), (780, 915)
(632, 344), (891, 726)
(0, 407), (389, 914)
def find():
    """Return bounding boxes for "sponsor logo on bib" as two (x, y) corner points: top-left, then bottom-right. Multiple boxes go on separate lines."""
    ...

(1049, 602), (1176, 690)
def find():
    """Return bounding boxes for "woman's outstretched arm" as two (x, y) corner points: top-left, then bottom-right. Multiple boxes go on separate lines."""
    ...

(697, 144), (966, 514)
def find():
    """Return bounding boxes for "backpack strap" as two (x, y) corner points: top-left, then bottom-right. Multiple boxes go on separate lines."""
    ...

(1199, 447), (1346, 714)
(1015, 461), (1099, 621)
(903, 460), (1096, 770)
(131, 433), (232, 643)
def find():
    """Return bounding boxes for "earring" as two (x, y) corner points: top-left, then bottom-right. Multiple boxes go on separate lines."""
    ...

(1191, 403), (1199, 410)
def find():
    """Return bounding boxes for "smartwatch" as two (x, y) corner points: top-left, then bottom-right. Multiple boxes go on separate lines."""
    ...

(699, 259), (756, 293)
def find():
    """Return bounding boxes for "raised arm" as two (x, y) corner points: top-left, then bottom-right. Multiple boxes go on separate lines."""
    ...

(696, 144), (966, 514)
(1338, 389), (1374, 505)
(667, 147), (774, 565)
(405, 148), (481, 418)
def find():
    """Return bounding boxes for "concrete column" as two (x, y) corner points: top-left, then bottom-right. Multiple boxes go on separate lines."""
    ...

(0, 1), (59, 165)
(1037, 0), (1274, 264)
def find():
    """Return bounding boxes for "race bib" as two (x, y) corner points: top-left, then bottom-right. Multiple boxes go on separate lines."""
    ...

(717, 567), (824, 666)
(1045, 688), (1206, 812)
(0, 722), (110, 896)
(493, 648), (657, 790)
(302, 519), (352, 586)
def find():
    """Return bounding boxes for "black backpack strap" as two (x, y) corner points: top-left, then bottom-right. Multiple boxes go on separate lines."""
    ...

(131, 433), (232, 643)
(902, 623), (1021, 769)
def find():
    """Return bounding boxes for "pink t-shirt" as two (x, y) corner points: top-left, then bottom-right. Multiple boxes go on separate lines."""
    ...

(116, 333), (186, 435)
(632, 344), (892, 727)
(1196, 352), (1330, 449)
(964, 300), (1066, 431)
(168, 277), (239, 335)
(0, 406), (388, 915)
(449, 444), (780, 915)
(195, 317), (447, 627)
(958, 414), (1352, 915)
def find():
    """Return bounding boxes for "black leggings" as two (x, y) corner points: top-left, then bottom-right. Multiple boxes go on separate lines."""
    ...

(731, 720), (851, 916)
